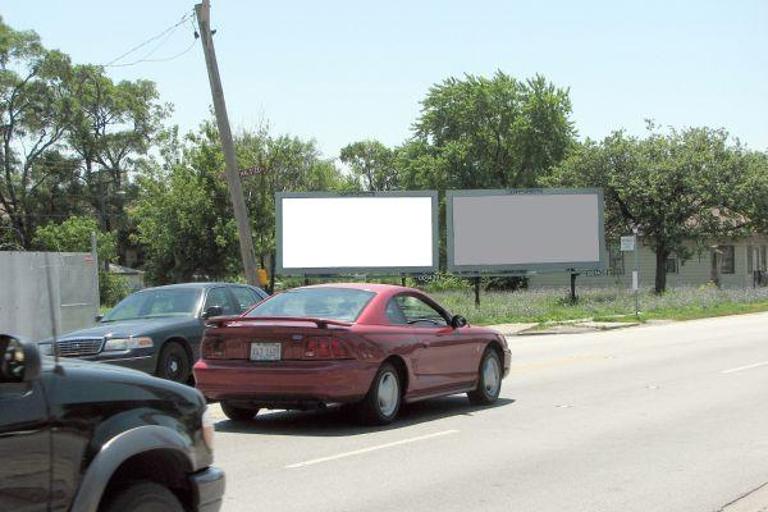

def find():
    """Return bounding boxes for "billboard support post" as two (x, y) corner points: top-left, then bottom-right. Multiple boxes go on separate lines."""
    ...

(633, 233), (640, 318)
(569, 270), (579, 304)
(474, 277), (481, 307)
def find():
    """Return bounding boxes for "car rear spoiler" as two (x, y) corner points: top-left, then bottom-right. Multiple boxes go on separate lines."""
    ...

(205, 315), (352, 329)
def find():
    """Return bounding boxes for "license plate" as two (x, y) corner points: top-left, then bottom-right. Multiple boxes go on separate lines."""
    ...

(250, 342), (281, 361)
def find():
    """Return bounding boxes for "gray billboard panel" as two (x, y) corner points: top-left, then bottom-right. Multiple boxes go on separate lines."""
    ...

(447, 189), (606, 274)
(276, 191), (439, 275)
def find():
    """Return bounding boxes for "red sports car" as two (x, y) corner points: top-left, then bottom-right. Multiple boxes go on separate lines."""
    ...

(193, 283), (510, 425)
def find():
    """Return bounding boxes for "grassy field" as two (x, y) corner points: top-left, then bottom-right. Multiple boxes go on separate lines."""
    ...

(429, 286), (768, 326)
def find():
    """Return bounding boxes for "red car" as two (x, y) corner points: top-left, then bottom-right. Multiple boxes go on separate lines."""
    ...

(193, 283), (510, 425)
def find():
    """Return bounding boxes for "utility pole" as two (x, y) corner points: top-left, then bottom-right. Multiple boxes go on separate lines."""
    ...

(195, 0), (258, 285)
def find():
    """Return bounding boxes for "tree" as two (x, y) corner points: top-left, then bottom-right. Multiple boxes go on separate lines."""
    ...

(236, 127), (347, 271)
(66, 64), (169, 234)
(0, 16), (74, 247)
(32, 215), (115, 262)
(340, 139), (399, 191)
(32, 215), (128, 305)
(547, 124), (754, 293)
(131, 124), (241, 284)
(406, 71), (575, 190)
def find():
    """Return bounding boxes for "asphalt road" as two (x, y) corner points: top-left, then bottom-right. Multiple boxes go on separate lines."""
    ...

(210, 312), (768, 512)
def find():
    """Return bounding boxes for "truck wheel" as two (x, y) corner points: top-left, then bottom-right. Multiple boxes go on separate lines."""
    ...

(156, 341), (190, 383)
(221, 401), (260, 422)
(102, 481), (183, 512)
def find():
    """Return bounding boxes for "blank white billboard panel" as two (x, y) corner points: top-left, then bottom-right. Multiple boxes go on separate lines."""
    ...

(277, 193), (438, 274)
(448, 190), (605, 272)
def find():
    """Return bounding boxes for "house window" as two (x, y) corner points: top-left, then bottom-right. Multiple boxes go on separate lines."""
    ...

(665, 257), (679, 274)
(720, 245), (735, 274)
(608, 246), (625, 275)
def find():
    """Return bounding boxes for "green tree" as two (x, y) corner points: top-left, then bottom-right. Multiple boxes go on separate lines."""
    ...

(340, 139), (399, 191)
(547, 124), (753, 293)
(66, 64), (169, 234)
(237, 127), (348, 271)
(31, 215), (128, 305)
(131, 124), (241, 284)
(405, 71), (575, 190)
(0, 17), (74, 247)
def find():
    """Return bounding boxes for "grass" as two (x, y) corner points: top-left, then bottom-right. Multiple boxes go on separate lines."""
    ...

(429, 286), (768, 326)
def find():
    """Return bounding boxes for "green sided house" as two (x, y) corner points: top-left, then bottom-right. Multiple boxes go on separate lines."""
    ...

(527, 234), (768, 289)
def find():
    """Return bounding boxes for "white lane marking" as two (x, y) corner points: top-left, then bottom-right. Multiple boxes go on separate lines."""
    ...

(721, 361), (768, 374)
(285, 429), (460, 469)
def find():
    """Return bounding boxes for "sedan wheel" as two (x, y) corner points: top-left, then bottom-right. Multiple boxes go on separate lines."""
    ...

(156, 342), (191, 384)
(468, 349), (502, 405)
(358, 362), (401, 425)
(221, 401), (260, 422)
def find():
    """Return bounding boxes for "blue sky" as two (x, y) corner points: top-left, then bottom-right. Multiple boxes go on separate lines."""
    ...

(4, 1), (767, 157)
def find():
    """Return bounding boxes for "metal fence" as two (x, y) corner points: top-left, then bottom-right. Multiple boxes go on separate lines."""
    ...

(0, 251), (100, 341)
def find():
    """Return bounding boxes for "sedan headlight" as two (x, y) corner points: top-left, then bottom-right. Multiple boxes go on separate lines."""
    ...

(38, 343), (53, 356)
(103, 336), (154, 352)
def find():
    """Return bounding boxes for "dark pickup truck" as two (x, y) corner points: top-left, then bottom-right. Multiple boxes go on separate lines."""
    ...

(0, 334), (225, 512)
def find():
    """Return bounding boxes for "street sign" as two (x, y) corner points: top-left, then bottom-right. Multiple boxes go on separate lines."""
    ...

(632, 270), (639, 291)
(621, 235), (636, 252)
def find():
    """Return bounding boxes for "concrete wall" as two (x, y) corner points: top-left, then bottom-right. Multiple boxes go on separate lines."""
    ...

(0, 251), (100, 341)
(528, 235), (768, 289)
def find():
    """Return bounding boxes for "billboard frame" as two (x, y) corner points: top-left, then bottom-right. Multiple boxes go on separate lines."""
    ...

(446, 188), (606, 275)
(276, 190), (440, 276)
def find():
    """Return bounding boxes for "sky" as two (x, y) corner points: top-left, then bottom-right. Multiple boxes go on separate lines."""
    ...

(3, 1), (767, 158)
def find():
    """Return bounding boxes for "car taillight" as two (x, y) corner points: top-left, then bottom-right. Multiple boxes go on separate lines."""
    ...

(203, 336), (226, 359)
(302, 337), (352, 360)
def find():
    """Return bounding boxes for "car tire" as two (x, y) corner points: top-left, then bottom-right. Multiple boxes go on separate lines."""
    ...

(156, 341), (191, 383)
(221, 401), (260, 422)
(102, 481), (184, 512)
(468, 348), (502, 405)
(357, 362), (401, 426)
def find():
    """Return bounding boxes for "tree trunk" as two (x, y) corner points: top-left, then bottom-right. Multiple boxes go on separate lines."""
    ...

(654, 246), (669, 294)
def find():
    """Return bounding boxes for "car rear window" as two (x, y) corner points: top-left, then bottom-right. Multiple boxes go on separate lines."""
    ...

(246, 287), (375, 322)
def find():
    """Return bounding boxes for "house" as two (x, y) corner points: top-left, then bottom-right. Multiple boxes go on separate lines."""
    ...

(527, 234), (768, 289)
(108, 263), (146, 292)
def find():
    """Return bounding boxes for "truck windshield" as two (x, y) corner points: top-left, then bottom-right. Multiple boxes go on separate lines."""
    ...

(246, 288), (375, 322)
(102, 288), (202, 322)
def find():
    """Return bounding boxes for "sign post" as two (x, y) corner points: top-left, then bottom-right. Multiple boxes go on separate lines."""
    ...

(621, 235), (639, 318)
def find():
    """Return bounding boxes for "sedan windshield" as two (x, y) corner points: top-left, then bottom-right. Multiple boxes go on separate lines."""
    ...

(102, 288), (202, 322)
(246, 287), (375, 322)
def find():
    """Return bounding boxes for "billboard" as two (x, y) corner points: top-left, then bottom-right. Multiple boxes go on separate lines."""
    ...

(276, 192), (438, 275)
(447, 189), (605, 273)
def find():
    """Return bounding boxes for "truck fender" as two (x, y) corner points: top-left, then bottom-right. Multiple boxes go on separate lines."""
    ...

(69, 424), (195, 512)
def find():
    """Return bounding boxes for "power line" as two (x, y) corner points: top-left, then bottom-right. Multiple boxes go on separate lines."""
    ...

(103, 11), (193, 67)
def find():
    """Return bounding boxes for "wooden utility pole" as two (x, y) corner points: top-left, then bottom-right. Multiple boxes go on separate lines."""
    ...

(195, 0), (258, 285)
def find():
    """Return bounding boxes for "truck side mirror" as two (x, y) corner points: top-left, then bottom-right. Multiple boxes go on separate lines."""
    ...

(0, 335), (42, 383)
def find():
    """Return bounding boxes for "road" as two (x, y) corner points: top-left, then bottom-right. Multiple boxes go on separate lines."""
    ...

(210, 312), (768, 512)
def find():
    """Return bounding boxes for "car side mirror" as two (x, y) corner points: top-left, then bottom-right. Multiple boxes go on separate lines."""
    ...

(202, 305), (224, 319)
(95, 314), (104, 322)
(0, 335), (42, 383)
(451, 315), (468, 329)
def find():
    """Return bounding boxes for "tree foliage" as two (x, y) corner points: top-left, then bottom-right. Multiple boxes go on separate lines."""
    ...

(0, 17), (167, 253)
(404, 71), (575, 190)
(131, 121), (347, 283)
(547, 124), (760, 292)
(340, 139), (399, 191)
(131, 125), (241, 284)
